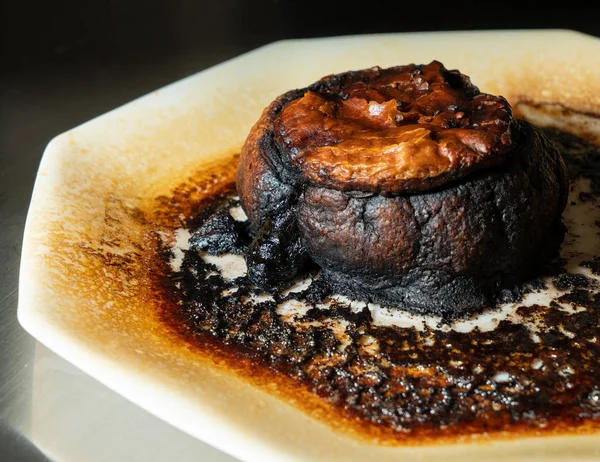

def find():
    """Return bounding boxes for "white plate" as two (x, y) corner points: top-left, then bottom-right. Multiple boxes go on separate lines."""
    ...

(18, 29), (600, 461)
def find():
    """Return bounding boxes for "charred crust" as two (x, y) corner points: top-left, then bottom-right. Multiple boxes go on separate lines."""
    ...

(236, 62), (569, 317)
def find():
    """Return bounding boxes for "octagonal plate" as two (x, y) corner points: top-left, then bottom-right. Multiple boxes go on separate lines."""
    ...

(18, 29), (600, 461)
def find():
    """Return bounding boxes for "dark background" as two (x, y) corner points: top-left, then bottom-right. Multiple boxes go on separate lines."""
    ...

(1, 1), (600, 460)
(3, 0), (600, 175)
(2, 0), (600, 168)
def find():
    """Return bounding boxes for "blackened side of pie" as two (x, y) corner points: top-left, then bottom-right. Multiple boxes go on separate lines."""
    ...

(297, 121), (568, 315)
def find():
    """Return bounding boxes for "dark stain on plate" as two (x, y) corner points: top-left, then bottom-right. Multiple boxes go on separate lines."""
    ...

(149, 128), (600, 445)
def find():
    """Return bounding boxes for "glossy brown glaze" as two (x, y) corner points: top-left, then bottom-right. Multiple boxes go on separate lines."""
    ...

(274, 61), (513, 193)
(154, 129), (600, 444)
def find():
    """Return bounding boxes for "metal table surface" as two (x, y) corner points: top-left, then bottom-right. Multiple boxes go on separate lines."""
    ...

(2, 1), (600, 460)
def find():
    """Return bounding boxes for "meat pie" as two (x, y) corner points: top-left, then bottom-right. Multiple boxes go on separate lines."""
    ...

(237, 61), (569, 317)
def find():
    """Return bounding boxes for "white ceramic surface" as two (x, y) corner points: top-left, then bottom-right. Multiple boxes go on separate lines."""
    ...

(18, 30), (600, 461)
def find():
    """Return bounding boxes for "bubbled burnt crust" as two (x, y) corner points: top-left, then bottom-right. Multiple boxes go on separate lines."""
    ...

(237, 61), (569, 317)
(275, 60), (513, 194)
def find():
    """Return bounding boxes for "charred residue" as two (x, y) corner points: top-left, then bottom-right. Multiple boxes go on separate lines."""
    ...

(152, 128), (600, 444)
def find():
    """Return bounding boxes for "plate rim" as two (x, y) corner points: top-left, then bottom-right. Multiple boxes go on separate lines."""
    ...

(18, 28), (600, 462)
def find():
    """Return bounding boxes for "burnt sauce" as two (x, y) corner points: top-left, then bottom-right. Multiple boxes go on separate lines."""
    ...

(154, 128), (600, 444)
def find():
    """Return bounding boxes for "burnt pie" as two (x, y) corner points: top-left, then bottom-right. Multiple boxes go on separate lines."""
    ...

(236, 61), (569, 317)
